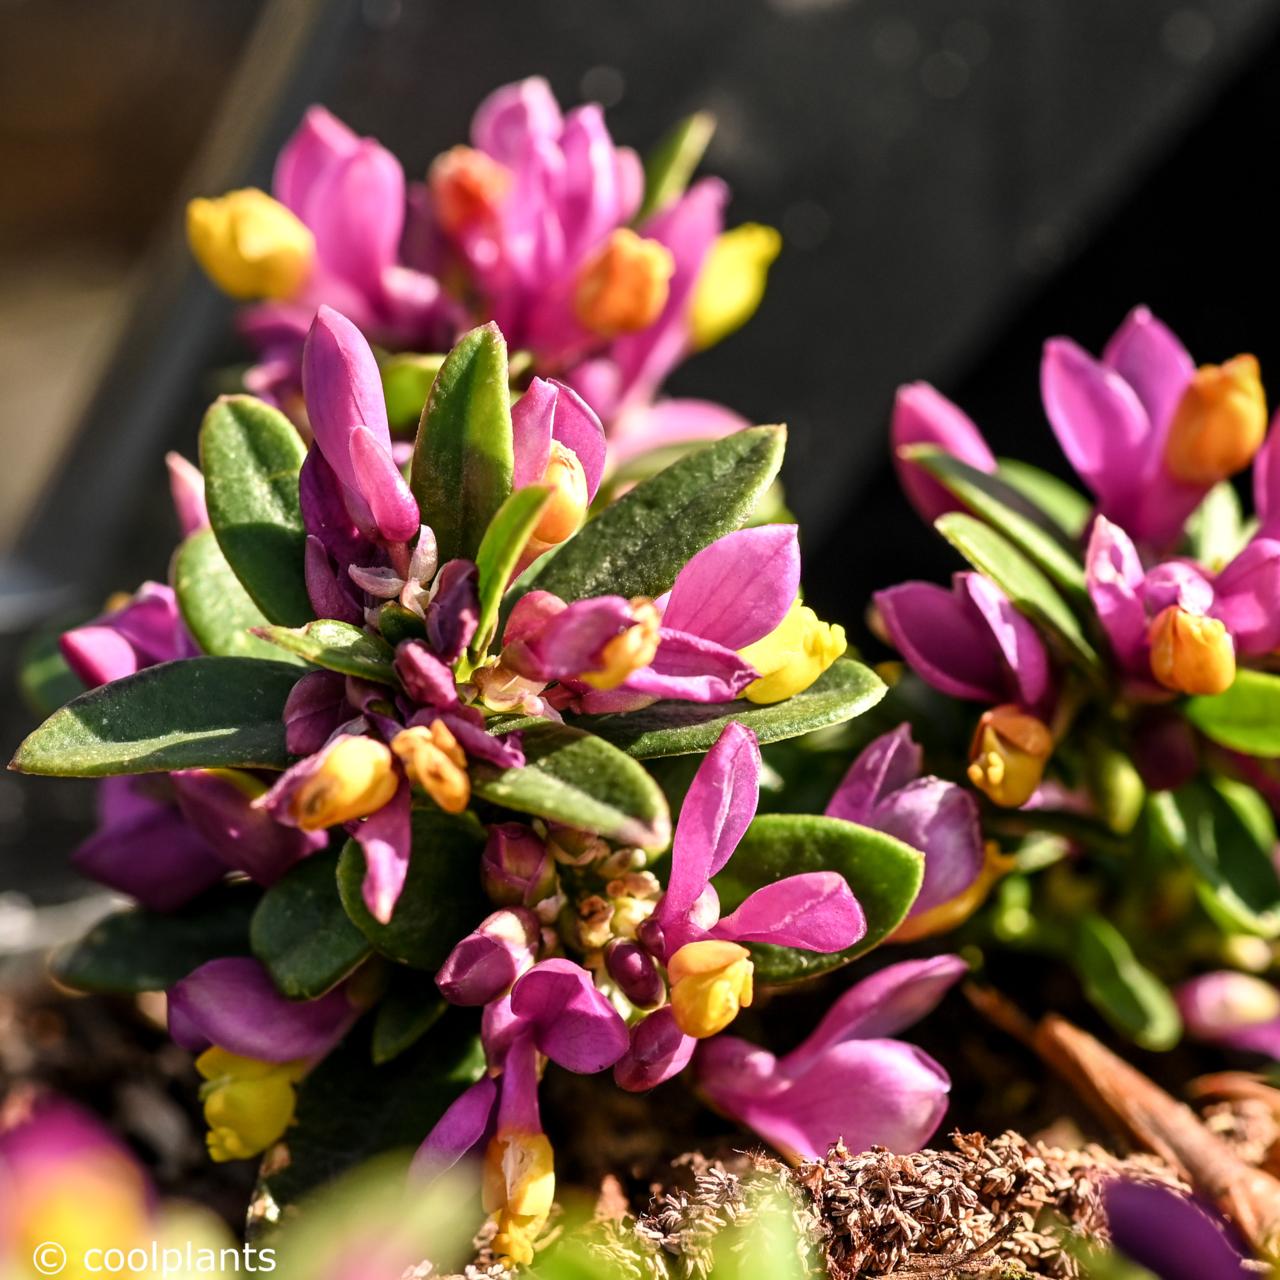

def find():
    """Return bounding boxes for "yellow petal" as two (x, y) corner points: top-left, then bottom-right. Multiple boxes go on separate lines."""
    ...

(689, 223), (781, 351)
(186, 188), (314, 301)
(739, 599), (846, 704)
(668, 939), (754, 1038)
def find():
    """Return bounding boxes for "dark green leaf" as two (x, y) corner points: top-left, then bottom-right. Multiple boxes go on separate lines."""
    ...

(995, 458), (1090, 538)
(251, 849), (371, 998)
(337, 810), (489, 969)
(935, 512), (1102, 675)
(11, 657), (298, 777)
(376, 602), (427, 646)
(713, 813), (924, 982)
(200, 394), (312, 626)
(256, 619), (396, 684)
(471, 484), (552, 659)
(50, 885), (256, 993)
(573, 659), (885, 758)
(18, 620), (84, 716)
(471, 722), (671, 850)
(518, 425), (784, 607)
(638, 110), (716, 222)
(372, 982), (447, 1065)
(1073, 913), (1182, 1051)
(172, 529), (303, 663)
(410, 324), (514, 563)
(1185, 669), (1280, 755)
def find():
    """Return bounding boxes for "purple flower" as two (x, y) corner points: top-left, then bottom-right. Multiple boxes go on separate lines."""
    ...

(435, 908), (541, 1007)
(694, 955), (965, 1161)
(1176, 971), (1280, 1058)
(60, 583), (196, 689)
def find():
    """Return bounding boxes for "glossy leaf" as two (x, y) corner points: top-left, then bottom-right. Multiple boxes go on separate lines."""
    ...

(935, 512), (1102, 675)
(200, 394), (312, 625)
(337, 811), (489, 969)
(11, 657), (298, 777)
(638, 110), (716, 222)
(251, 849), (371, 999)
(1073, 913), (1182, 1051)
(573, 659), (885, 758)
(256, 619), (396, 684)
(519, 425), (784, 607)
(1185, 670), (1280, 755)
(994, 457), (1091, 538)
(470, 722), (671, 850)
(50, 886), (256, 994)
(471, 484), (552, 659)
(372, 983), (448, 1065)
(172, 529), (303, 663)
(712, 813), (924, 982)
(410, 323), (514, 563)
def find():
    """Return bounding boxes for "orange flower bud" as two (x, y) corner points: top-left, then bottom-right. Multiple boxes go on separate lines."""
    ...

(573, 229), (674, 336)
(1148, 606), (1235, 696)
(390, 720), (470, 813)
(1163, 355), (1267, 485)
(529, 441), (589, 547)
(579, 599), (662, 690)
(967, 705), (1053, 809)
(428, 145), (511, 234)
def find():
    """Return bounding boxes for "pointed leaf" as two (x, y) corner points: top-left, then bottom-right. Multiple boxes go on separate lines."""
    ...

(638, 110), (716, 222)
(1185, 669), (1280, 755)
(410, 324), (514, 563)
(256, 619), (396, 684)
(471, 484), (552, 660)
(200, 394), (312, 626)
(1073, 913), (1182, 1051)
(995, 457), (1091, 537)
(11, 657), (298, 777)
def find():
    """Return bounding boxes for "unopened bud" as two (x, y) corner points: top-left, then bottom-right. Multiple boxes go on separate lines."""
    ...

(482, 823), (557, 908)
(435, 908), (540, 1006)
(1164, 355), (1267, 485)
(546, 825), (609, 867)
(429, 145), (511, 234)
(613, 1008), (695, 1092)
(668, 940), (754, 1039)
(472, 662), (548, 714)
(579, 598), (661, 690)
(576, 894), (615, 951)
(738, 598), (847, 704)
(186, 189), (313, 300)
(1149, 606), (1235, 696)
(574, 229), (674, 336)
(605, 939), (665, 1009)
(290, 735), (398, 829)
(391, 721), (470, 813)
(1178, 971), (1280, 1045)
(528, 441), (589, 548)
(966, 705), (1053, 809)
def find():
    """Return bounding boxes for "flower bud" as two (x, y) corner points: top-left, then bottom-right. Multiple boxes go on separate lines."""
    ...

(578, 598), (662, 690)
(546, 825), (610, 867)
(482, 823), (557, 908)
(1178, 971), (1280, 1048)
(482, 1129), (555, 1267)
(966, 705), (1053, 809)
(1164, 355), (1267, 485)
(668, 940), (754, 1039)
(435, 908), (540, 1006)
(613, 1008), (695, 1092)
(1149, 606), (1236, 696)
(689, 223), (781, 351)
(186, 189), (314, 300)
(605, 939), (665, 1009)
(428, 145), (512, 234)
(738, 599), (847, 704)
(529, 441), (589, 548)
(391, 721), (470, 813)
(290, 735), (398, 829)
(573, 228), (674, 336)
(195, 1048), (307, 1162)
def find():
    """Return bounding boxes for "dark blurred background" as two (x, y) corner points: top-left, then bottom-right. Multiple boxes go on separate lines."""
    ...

(3, 0), (1280, 922)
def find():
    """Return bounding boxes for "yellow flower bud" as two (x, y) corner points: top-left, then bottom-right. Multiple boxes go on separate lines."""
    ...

(483, 1130), (556, 1267)
(186, 188), (314, 301)
(428, 145), (512, 234)
(574, 229), (674, 336)
(195, 1048), (308, 1163)
(966, 705), (1053, 809)
(291, 736), (398, 829)
(529, 441), (589, 548)
(579, 598), (662, 690)
(689, 223), (781, 351)
(391, 720), (470, 813)
(1163, 354), (1267, 485)
(1149, 605), (1236, 696)
(892, 842), (1015, 942)
(738, 599), (847, 704)
(668, 939), (754, 1038)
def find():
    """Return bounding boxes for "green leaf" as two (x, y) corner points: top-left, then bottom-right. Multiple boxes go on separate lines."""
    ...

(573, 659), (885, 758)
(1151, 780), (1280, 938)
(381, 351), (445, 430)
(1185, 669), (1280, 755)
(18, 620), (84, 716)
(251, 849), (371, 998)
(372, 983), (448, 1065)
(470, 484), (552, 659)
(50, 886), (256, 993)
(1186, 481), (1246, 569)
(713, 813), (924, 982)
(256, 619), (396, 684)
(935, 512), (1102, 675)
(1073, 913), (1182, 1051)
(638, 110), (716, 222)
(200, 394), (312, 626)
(905, 446), (1086, 600)
(337, 811), (489, 969)
(471, 722), (671, 850)
(11, 657), (298, 777)
(410, 323), (514, 563)
(995, 457), (1091, 537)
(519, 425), (785, 607)
(172, 529), (303, 663)
(263, 1016), (485, 1210)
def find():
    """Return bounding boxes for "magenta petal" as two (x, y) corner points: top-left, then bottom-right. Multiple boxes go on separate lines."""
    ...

(874, 581), (1005, 703)
(435, 908), (539, 1007)
(167, 957), (357, 1062)
(1255, 417), (1280, 537)
(559, 104), (623, 260)
(350, 781), (412, 924)
(299, 447), (368, 567)
(305, 536), (361, 625)
(613, 1009), (696, 1092)
(509, 595), (634, 680)
(411, 1076), (496, 1179)
(622, 628), (758, 703)
(274, 105), (359, 215)
(508, 958), (630, 1074)
(957, 572), (1051, 712)
(891, 382), (996, 524)
(1212, 538), (1280, 656)
(661, 723), (761, 929)
(60, 625), (142, 689)
(1103, 1180), (1253, 1280)
(394, 641), (458, 708)
(510, 377), (556, 490)
(713, 871), (866, 952)
(1142, 560), (1215, 616)
(607, 398), (749, 468)
(1101, 305), (1194, 441)
(283, 670), (349, 756)
(662, 526), (800, 649)
(166, 452), (209, 536)
(797, 955), (969, 1058)
(471, 77), (563, 162)
(348, 426), (421, 544)
(826, 724), (923, 824)
(1085, 516), (1149, 672)
(425, 559), (480, 663)
(546, 379), (606, 502)
(872, 780), (983, 916)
